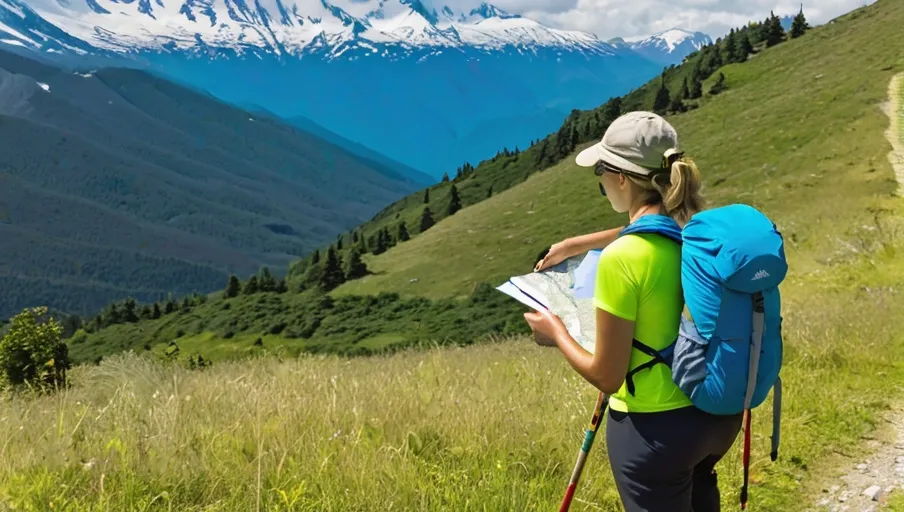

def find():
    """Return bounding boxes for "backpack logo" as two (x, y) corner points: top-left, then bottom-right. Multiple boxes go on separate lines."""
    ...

(752, 269), (770, 281)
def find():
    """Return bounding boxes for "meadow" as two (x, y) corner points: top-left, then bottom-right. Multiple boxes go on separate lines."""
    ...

(3, 2), (904, 511)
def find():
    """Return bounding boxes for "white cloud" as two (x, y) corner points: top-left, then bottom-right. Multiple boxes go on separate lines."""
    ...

(440, 0), (876, 40)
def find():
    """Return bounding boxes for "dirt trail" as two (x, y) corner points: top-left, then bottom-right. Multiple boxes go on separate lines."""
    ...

(884, 73), (904, 196)
(807, 73), (904, 512)
(809, 402), (904, 511)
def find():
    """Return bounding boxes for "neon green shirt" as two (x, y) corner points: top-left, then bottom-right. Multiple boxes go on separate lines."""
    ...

(593, 231), (693, 413)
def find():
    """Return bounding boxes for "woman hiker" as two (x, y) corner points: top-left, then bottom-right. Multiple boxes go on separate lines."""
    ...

(525, 111), (743, 512)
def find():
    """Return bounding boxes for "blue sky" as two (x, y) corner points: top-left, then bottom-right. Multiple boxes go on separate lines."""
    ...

(455, 0), (877, 41)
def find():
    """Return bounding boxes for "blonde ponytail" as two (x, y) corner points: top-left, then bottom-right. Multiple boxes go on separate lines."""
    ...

(626, 154), (706, 226)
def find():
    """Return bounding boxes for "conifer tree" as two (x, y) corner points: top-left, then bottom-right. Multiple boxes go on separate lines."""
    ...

(765, 11), (786, 47)
(244, 276), (259, 295)
(690, 74), (703, 99)
(345, 246), (368, 280)
(723, 28), (739, 63)
(320, 246), (345, 291)
(259, 267), (276, 292)
(357, 234), (368, 254)
(225, 275), (241, 298)
(152, 303), (162, 319)
(398, 221), (410, 242)
(653, 80), (671, 114)
(790, 6), (810, 38)
(336, 235), (343, 251)
(423, 189), (430, 204)
(441, 172), (450, 183)
(487, 185), (493, 198)
(738, 31), (753, 61)
(373, 229), (388, 255)
(420, 206), (435, 233)
(680, 77), (690, 100)
(447, 184), (461, 216)
(310, 249), (320, 265)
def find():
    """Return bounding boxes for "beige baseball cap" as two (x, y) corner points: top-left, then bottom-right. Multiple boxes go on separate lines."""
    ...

(575, 111), (681, 177)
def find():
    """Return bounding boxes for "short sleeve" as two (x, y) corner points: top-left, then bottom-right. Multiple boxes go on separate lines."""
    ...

(593, 243), (640, 322)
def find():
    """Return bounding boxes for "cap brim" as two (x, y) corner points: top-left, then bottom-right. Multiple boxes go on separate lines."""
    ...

(576, 142), (653, 177)
(575, 144), (602, 167)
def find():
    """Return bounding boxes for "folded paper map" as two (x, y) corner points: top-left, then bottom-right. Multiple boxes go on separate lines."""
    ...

(496, 250), (602, 354)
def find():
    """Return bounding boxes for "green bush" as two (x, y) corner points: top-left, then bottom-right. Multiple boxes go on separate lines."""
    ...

(0, 307), (70, 391)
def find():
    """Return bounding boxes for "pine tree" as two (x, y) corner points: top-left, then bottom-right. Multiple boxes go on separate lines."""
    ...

(320, 246), (346, 291)
(259, 267), (276, 292)
(723, 28), (739, 63)
(107, 304), (122, 325)
(352, 231), (359, 243)
(738, 31), (753, 61)
(709, 72), (727, 95)
(765, 11), (786, 47)
(152, 303), (162, 319)
(570, 125), (579, 151)
(423, 189), (430, 204)
(165, 299), (177, 315)
(310, 249), (320, 265)
(790, 6), (810, 39)
(487, 185), (493, 198)
(225, 275), (241, 298)
(398, 221), (410, 242)
(140, 305), (152, 320)
(244, 276), (259, 295)
(275, 279), (288, 293)
(653, 80), (671, 114)
(373, 229), (388, 255)
(669, 96), (685, 114)
(123, 298), (139, 323)
(336, 235), (343, 251)
(345, 246), (368, 280)
(357, 234), (368, 254)
(441, 172), (450, 183)
(420, 206), (435, 233)
(447, 184), (461, 216)
(680, 77), (690, 100)
(690, 75), (704, 99)
(382, 226), (395, 248)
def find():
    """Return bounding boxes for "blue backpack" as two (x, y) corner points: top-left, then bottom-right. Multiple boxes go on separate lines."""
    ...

(617, 204), (786, 510)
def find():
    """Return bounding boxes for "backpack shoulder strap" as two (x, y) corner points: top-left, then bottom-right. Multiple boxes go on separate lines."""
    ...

(617, 214), (683, 245)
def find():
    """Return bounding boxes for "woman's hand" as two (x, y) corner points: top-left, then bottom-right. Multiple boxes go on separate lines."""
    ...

(524, 309), (568, 346)
(534, 240), (575, 272)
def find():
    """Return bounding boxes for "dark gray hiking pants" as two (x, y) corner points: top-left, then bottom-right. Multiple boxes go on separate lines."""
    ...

(606, 406), (743, 512)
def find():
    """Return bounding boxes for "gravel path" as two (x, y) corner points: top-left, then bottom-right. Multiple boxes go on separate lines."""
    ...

(809, 74), (904, 512)
(811, 403), (904, 511)
(884, 72), (903, 197)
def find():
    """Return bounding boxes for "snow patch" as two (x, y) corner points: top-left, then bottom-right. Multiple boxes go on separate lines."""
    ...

(36, 81), (50, 92)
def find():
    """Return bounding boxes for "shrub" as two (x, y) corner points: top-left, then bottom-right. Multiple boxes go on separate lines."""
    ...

(0, 307), (71, 391)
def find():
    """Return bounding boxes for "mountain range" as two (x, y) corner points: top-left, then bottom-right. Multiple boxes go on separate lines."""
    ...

(0, 46), (429, 319)
(0, 0), (711, 177)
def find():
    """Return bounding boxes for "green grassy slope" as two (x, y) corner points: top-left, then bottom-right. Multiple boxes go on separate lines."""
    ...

(0, 49), (425, 319)
(335, 2), (904, 299)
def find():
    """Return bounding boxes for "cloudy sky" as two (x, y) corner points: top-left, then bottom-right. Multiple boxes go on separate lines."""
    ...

(460, 0), (877, 41)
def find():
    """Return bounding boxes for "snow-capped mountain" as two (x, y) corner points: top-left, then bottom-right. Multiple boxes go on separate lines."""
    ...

(0, 0), (705, 177)
(612, 29), (712, 66)
(0, 0), (617, 59)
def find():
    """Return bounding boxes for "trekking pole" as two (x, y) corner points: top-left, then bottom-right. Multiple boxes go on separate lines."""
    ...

(559, 391), (610, 512)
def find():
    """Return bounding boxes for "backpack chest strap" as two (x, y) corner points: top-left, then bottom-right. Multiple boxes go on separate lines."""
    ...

(624, 339), (673, 396)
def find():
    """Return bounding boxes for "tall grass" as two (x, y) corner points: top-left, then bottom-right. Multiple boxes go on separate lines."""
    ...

(3, 235), (904, 511)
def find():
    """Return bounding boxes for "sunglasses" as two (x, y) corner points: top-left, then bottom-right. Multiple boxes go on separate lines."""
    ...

(594, 161), (623, 197)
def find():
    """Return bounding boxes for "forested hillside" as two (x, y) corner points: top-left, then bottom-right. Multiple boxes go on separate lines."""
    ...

(0, 49), (426, 318)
